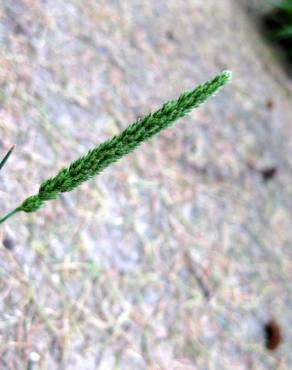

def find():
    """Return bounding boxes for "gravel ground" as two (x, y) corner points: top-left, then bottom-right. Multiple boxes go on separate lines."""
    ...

(0, 0), (292, 369)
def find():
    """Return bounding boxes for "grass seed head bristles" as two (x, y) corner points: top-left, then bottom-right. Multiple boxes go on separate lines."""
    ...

(0, 71), (231, 224)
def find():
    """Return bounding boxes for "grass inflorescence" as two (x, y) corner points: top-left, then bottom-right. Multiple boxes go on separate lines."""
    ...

(0, 71), (231, 225)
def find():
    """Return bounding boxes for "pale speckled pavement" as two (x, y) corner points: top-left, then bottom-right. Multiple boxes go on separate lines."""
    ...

(0, 1), (292, 369)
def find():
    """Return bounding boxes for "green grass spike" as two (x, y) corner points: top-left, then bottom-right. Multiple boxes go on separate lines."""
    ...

(0, 71), (232, 225)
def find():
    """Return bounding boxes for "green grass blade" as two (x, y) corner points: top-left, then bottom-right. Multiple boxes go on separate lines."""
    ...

(0, 145), (15, 173)
(273, 25), (292, 38)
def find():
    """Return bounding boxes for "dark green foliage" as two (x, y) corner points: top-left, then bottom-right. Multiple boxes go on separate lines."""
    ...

(264, 1), (292, 61)
(271, 0), (292, 14)
(0, 71), (231, 224)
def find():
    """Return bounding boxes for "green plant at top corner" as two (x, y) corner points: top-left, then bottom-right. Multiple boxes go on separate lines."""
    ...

(265, 0), (292, 57)
(0, 70), (232, 226)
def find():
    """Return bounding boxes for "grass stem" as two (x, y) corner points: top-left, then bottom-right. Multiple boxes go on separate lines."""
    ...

(0, 208), (20, 224)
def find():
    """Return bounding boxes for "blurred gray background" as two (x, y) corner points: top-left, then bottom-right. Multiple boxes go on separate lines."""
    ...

(0, 0), (291, 369)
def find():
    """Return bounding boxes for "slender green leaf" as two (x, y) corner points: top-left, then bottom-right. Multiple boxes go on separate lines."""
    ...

(0, 145), (15, 173)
